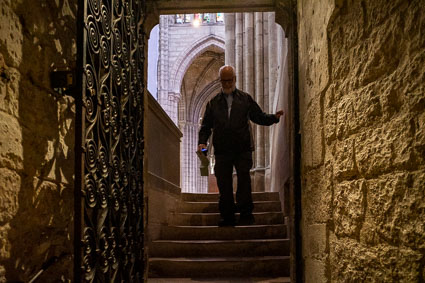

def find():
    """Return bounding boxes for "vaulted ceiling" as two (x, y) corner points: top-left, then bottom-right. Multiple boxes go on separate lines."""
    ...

(179, 48), (224, 122)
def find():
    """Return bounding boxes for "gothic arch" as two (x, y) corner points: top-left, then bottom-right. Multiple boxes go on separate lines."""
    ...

(169, 34), (225, 95)
(191, 79), (221, 123)
(187, 55), (223, 119)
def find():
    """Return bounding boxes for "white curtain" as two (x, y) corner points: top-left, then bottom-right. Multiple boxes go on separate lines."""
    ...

(270, 27), (290, 193)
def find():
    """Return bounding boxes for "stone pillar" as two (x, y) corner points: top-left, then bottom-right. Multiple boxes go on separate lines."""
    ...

(243, 13), (254, 95)
(180, 122), (188, 191)
(235, 13), (244, 89)
(224, 13), (235, 67)
(158, 15), (169, 110)
(168, 92), (179, 124)
(243, 13), (255, 172)
(263, 12), (270, 167)
(253, 12), (265, 191)
(184, 122), (194, 193)
(190, 123), (198, 192)
(268, 12), (278, 180)
(263, 12), (271, 191)
(193, 123), (208, 193)
(181, 121), (203, 193)
(268, 13), (278, 114)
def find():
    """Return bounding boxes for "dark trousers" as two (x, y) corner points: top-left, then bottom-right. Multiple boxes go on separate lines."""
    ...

(214, 151), (254, 220)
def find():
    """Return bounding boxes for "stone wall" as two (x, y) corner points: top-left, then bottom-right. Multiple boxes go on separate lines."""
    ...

(0, 0), (76, 281)
(298, 0), (425, 281)
(146, 92), (182, 246)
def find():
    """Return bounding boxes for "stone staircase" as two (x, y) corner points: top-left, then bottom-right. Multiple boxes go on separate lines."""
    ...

(148, 192), (290, 279)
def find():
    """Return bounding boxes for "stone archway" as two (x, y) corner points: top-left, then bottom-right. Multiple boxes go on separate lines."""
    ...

(178, 47), (224, 193)
(144, 1), (301, 281)
(169, 35), (225, 95)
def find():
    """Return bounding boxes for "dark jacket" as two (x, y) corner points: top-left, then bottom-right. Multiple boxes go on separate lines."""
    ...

(198, 88), (279, 154)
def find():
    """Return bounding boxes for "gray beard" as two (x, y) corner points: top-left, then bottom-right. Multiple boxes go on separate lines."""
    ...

(222, 87), (235, 95)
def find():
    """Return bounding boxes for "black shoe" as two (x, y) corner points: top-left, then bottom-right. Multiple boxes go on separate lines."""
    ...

(218, 218), (236, 227)
(237, 214), (255, 226)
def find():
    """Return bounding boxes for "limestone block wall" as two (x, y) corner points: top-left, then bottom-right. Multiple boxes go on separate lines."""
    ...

(298, 0), (425, 281)
(0, 0), (76, 281)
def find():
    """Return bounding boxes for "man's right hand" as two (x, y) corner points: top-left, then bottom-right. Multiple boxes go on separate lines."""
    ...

(198, 144), (207, 152)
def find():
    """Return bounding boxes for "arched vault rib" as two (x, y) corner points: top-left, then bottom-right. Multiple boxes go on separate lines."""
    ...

(191, 79), (222, 123)
(189, 55), (224, 114)
(169, 34), (225, 95)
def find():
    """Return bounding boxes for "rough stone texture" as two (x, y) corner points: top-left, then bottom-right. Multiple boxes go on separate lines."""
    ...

(301, 167), (332, 225)
(304, 258), (327, 283)
(302, 95), (324, 168)
(333, 179), (366, 238)
(362, 171), (425, 250)
(0, 112), (23, 171)
(330, 234), (423, 282)
(0, 0), (76, 281)
(299, 0), (425, 281)
(0, 168), (20, 224)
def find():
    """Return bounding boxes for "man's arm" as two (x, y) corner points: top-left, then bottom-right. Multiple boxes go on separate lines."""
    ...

(248, 95), (283, 125)
(198, 101), (213, 151)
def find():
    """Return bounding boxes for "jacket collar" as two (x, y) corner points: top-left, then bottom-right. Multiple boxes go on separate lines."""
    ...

(219, 88), (239, 98)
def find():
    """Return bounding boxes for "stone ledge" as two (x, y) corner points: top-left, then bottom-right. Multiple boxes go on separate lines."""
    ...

(147, 171), (181, 196)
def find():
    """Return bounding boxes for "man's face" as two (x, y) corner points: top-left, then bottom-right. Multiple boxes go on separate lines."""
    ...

(220, 69), (236, 95)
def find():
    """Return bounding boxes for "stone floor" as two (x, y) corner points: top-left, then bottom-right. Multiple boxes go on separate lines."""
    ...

(148, 277), (291, 283)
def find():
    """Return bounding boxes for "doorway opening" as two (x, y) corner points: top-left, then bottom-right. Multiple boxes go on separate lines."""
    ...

(144, 2), (301, 281)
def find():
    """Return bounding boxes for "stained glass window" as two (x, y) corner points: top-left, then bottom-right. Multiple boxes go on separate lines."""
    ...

(176, 14), (184, 24)
(216, 13), (224, 23)
(184, 14), (192, 23)
(203, 13), (210, 23)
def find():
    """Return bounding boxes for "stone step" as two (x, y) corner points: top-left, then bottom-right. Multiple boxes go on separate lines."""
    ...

(148, 277), (291, 283)
(170, 212), (284, 226)
(181, 192), (280, 202)
(160, 224), (288, 240)
(178, 200), (282, 213)
(150, 239), (289, 257)
(148, 256), (290, 278)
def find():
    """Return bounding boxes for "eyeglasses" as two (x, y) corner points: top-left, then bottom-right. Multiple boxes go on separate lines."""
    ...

(220, 79), (234, 83)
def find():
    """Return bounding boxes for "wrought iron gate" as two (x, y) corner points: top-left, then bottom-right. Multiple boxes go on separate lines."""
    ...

(75, 0), (146, 281)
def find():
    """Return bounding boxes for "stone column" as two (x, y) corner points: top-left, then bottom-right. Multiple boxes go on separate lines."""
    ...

(224, 13), (235, 67)
(263, 12), (270, 167)
(235, 13), (243, 89)
(243, 13), (254, 96)
(268, 12), (278, 176)
(263, 12), (272, 191)
(168, 92), (179, 125)
(254, 12), (265, 191)
(181, 121), (202, 193)
(254, 12), (264, 168)
(158, 15), (169, 110)
(190, 123), (198, 192)
(243, 13), (255, 171)
(180, 122), (188, 191)
(268, 13), (278, 114)
(194, 123), (208, 193)
(186, 122), (195, 193)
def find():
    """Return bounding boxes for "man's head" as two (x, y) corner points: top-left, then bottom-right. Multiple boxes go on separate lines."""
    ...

(219, 65), (236, 95)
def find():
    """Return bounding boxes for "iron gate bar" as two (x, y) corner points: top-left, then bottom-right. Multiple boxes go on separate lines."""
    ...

(75, 0), (146, 281)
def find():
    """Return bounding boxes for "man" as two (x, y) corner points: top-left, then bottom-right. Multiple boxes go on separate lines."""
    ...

(198, 65), (283, 227)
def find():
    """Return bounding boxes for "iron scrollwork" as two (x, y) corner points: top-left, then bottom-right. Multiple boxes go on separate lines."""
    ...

(77, 0), (146, 281)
